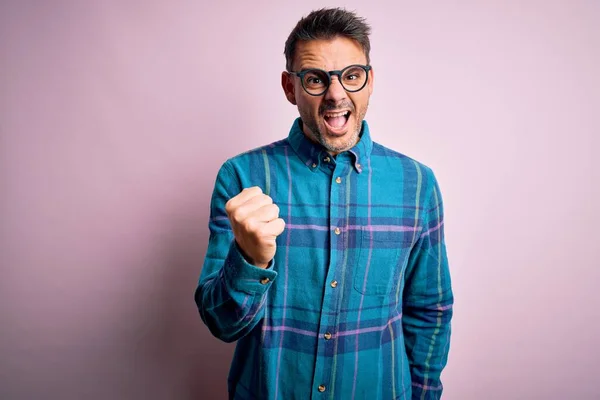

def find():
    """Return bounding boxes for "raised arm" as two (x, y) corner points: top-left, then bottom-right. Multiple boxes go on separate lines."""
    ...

(194, 162), (285, 342)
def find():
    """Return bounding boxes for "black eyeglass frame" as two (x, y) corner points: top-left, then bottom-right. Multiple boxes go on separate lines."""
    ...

(289, 64), (372, 96)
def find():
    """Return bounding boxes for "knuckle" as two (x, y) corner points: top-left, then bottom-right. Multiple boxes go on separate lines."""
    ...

(230, 210), (243, 225)
(270, 204), (280, 216)
(258, 194), (273, 205)
(243, 219), (256, 233)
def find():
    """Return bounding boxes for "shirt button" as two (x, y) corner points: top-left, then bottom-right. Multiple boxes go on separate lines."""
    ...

(356, 163), (361, 169)
(335, 177), (342, 184)
(323, 156), (331, 163)
(312, 163), (317, 168)
(260, 277), (270, 285)
(330, 280), (338, 288)
(324, 332), (332, 340)
(318, 384), (326, 392)
(334, 227), (341, 235)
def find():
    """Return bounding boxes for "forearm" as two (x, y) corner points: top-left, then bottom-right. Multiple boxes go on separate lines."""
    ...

(403, 286), (453, 399)
(402, 168), (453, 399)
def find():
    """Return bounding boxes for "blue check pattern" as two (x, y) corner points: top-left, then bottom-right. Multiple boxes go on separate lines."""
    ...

(195, 118), (453, 400)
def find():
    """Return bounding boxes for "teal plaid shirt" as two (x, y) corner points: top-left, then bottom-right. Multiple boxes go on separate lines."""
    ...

(195, 118), (453, 400)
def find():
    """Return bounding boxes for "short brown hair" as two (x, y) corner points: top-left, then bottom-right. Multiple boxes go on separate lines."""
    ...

(284, 8), (372, 71)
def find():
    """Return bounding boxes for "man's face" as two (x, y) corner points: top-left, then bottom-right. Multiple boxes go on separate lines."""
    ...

(282, 37), (374, 155)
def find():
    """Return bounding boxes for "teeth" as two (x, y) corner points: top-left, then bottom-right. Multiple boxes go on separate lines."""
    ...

(324, 111), (349, 118)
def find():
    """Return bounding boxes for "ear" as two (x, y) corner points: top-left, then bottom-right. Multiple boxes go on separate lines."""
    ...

(367, 66), (374, 96)
(281, 71), (297, 105)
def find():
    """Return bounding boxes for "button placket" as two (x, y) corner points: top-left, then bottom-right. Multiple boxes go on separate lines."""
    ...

(312, 158), (345, 399)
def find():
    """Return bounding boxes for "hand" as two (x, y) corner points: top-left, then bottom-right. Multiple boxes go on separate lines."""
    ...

(225, 186), (286, 268)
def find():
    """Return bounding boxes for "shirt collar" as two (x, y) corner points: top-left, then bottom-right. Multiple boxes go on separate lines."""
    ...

(287, 117), (373, 173)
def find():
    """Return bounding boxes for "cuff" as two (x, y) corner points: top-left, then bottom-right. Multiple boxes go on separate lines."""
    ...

(223, 240), (277, 295)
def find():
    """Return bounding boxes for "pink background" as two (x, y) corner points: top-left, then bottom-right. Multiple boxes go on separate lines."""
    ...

(1, 1), (598, 399)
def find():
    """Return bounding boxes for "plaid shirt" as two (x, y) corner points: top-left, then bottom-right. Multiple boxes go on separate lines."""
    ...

(195, 118), (453, 400)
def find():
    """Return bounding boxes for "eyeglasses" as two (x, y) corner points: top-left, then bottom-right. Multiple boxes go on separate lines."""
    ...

(289, 64), (372, 96)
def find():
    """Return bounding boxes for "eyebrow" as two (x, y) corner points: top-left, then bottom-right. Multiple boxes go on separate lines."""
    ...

(297, 64), (363, 72)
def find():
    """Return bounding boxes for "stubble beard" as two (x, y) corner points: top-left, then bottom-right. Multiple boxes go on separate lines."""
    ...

(299, 101), (369, 155)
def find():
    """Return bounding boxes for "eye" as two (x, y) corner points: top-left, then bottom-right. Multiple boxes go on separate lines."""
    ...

(343, 68), (364, 78)
(303, 70), (328, 88)
(342, 67), (367, 87)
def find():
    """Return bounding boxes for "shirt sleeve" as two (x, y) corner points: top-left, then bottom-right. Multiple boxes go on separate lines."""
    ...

(402, 168), (454, 400)
(194, 161), (277, 343)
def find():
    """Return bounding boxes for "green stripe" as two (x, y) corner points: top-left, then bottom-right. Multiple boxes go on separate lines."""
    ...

(396, 161), (422, 301)
(262, 149), (270, 196)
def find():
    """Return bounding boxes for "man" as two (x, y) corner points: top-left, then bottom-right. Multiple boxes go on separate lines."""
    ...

(195, 8), (453, 400)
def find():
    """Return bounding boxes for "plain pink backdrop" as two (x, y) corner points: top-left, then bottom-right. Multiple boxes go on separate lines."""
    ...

(1, 1), (598, 399)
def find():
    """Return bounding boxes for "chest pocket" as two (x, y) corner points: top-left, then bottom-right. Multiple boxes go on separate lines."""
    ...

(353, 228), (415, 296)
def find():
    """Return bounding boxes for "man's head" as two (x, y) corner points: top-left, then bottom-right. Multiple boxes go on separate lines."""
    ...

(282, 8), (374, 155)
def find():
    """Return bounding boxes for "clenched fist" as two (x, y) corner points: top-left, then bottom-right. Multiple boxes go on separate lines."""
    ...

(225, 186), (286, 269)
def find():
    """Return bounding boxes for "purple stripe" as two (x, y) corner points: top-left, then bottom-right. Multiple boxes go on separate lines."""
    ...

(420, 220), (444, 238)
(347, 224), (421, 232)
(411, 382), (443, 390)
(262, 325), (318, 337)
(285, 224), (330, 231)
(210, 216), (229, 222)
(284, 224), (421, 232)
(437, 304), (453, 311)
(240, 294), (249, 310)
(243, 296), (267, 321)
(270, 300), (399, 315)
(273, 202), (425, 210)
(262, 312), (403, 338)
(337, 312), (403, 337)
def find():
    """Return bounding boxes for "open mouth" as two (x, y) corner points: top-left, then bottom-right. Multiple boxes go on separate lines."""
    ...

(323, 110), (351, 133)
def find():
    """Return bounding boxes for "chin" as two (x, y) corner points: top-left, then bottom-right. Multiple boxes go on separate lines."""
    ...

(321, 131), (359, 154)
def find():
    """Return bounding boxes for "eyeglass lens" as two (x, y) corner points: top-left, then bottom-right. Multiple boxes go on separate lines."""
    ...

(302, 66), (368, 95)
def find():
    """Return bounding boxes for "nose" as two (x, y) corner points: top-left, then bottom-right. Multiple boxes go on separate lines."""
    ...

(324, 76), (347, 102)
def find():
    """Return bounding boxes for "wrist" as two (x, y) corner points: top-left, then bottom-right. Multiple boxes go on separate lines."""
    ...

(235, 240), (270, 269)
